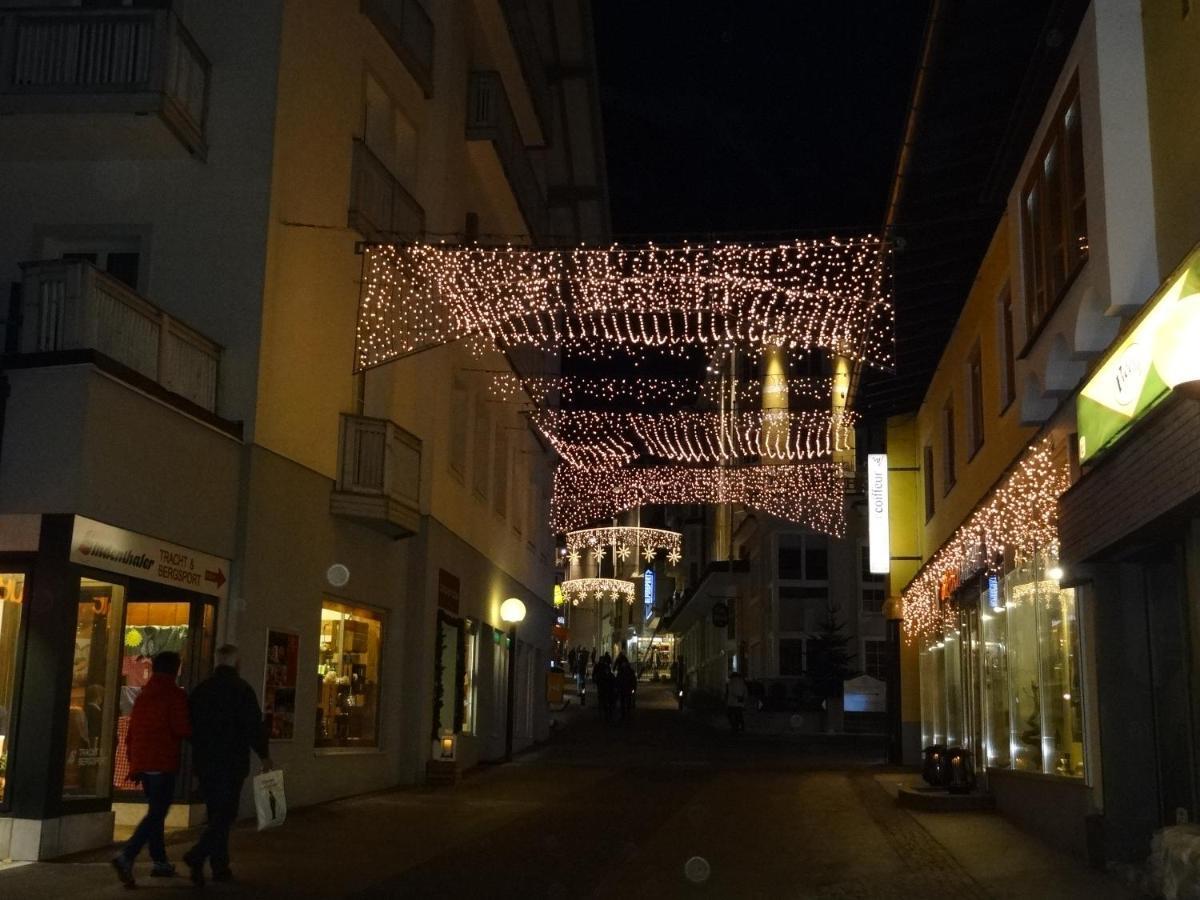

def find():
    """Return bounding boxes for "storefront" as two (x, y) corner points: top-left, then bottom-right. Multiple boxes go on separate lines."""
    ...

(0, 513), (227, 859)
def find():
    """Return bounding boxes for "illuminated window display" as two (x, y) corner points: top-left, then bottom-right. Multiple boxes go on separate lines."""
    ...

(0, 573), (25, 806)
(317, 600), (383, 748)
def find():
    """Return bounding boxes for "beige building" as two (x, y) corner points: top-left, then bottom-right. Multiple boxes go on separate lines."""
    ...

(0, 0), (607, 859)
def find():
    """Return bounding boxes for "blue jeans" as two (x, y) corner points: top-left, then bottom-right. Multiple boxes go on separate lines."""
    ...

(122, 773), (176, 863)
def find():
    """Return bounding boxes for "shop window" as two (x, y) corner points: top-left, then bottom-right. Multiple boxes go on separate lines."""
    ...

(1036, 575), (1085, 777)
(923, 445), (935, 521)
(316, 600), (383, 748)
(863, 639), (886, 679)
(998, 285), (1016, 409)
(1005, 563), (1043, 772)
(942, 400), (956, 494)
(967, 342), (984, 456)
(860, 546), (885, 615)
(778, 638), (805, 676)
(1022, 82), (1087, 341)
(981, 580), (1012, 769)
(919, 636), (946, 747)
(63, 579), (126, 800)
(462, 629), (478, 734)
(436, 617), (461, 737)
(0, 574), (25, 806)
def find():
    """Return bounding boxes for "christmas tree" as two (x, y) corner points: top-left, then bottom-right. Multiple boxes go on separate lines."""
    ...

(807, 602), (857, 699)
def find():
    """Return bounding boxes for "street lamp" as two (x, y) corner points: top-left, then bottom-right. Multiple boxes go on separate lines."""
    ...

(500, 597), (526, 762)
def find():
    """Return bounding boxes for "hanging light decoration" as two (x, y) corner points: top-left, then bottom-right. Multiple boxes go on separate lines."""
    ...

(561, 577), (637, 606)
(552, 463), (846, 536)
(565, 526), (683, 561)
(354, 238), (892, 369)
(486, 372), (834, 408)
(902, 438), (1069, 641)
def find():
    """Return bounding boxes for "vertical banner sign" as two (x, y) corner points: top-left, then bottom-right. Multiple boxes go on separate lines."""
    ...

(868, 454), (890, 574)
(643, 568), (656, 622)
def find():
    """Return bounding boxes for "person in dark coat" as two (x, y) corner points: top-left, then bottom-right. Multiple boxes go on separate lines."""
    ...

(593, 654), (615, 722)
(614, 654), (636, 721)
(111, 652), (191, 887)
(182, 645), (272, 886)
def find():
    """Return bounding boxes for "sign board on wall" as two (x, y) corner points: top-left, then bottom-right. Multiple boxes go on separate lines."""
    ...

(1078, 246), (1200, 462)
(843, 674), (886, 713)
(69, 515), (229, 600)
(867, 454), (890, 574)
(643, 568), (655, 622)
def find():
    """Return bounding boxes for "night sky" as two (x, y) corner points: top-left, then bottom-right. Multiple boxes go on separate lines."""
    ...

(592, 1), (931, 240)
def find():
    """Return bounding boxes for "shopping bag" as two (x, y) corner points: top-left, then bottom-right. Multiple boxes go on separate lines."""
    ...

(253, 769), (287, 831)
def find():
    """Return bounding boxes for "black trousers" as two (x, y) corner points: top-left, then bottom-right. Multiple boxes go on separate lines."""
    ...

(122, 772), (175, 863)
(187, 773), (245, 874)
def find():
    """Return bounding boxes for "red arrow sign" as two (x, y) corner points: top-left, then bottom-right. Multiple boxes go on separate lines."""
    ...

(205, 569), (226, 590)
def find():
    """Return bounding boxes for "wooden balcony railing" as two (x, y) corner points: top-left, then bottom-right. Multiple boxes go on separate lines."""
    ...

(466, 71), (547, 239)
(18, 259), (220, 413)
(360, 0), (434, 97)
(0, 6), (211, 156)
(332, 414), (421, 538)
(348, 139), (425, 240)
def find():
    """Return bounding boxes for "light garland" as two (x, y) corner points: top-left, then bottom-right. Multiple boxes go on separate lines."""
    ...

(528, 409), (856, 467)
(565, 526), (683, 565)
(901, 438), (1069, 641)
(354, 238), (893, 368)
(486, 372), (834, 408)
(561, 577), (638, 606)
(552, 463), (846, 536)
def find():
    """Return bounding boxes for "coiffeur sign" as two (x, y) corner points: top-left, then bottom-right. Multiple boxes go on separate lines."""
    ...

(1078, 244), (1200, 462)
(70, 515), (230, 601)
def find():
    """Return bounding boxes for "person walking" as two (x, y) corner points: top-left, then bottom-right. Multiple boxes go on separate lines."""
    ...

(183, 645), (272, 886)
(593, 653), (615, 722)
(111, 651), (191, 887)
(614, 654), (636, 721)
(568, 645), (578, 677)
(726, 669), (749, 734)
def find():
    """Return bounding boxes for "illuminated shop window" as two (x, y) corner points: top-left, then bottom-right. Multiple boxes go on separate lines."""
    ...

(0, 574), (25, 806)
(316, 600), (383, 748)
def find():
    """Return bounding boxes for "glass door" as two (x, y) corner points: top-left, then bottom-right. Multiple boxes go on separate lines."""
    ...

(959, 600), (983, 766)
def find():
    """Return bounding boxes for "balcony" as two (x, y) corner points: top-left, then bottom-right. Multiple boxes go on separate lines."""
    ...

(331, 414), (421, 538)
(466, 71), (547, 239)
(361, 0), (434, 97)
(498, 0), (550, 140)
(17, 259), (220, 413)
(348, 139), (425, 240)
(0, 6), (210, 159)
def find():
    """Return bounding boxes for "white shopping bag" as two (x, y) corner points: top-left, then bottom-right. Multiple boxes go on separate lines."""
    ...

(253, 769), (287, 831)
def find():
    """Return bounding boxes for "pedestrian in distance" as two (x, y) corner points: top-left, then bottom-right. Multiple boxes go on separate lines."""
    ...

(593, 653), (615, 722)
(183, 645), (273, 887)
(111, 651), (191, 888)
(614, 654), (636, 721)
(726, 669), (749, 734)
(568, 646), (578, 676)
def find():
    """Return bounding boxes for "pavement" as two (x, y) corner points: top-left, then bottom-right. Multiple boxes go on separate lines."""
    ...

(0, 683), (1144, 899)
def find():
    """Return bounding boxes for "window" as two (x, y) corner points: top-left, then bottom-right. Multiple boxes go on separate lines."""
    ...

(923, 445), (935, 521)
(492, 422), (509, 518)
(999, 285), (1016, 409)
(863, 639), (887, 679)
(64, 578), (125, 799)
(779, 586), (827, 632)
(860, 546), (885, 615)
(449, 378), (467, 479)
(942, 400), (956, 494)
(462, 629), (478, 734)
(777, 534), (828, 581)
(437, 617), (460, 736)
(316, 600), (383, 748)
(42, 234), (143, 292)
(779, 638), (806, 676)
(0, 574), (24, 807)
(967, 342), (984, 456)
(364, 72), (417, 185)
(1022, 82), (1087, 339)
(472, 395), (489, 499)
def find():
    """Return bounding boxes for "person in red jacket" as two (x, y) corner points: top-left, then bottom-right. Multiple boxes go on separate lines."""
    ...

(111, 651), (191, 887)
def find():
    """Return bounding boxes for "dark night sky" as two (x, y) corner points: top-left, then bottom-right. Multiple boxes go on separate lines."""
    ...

(592, 2), (931, 239)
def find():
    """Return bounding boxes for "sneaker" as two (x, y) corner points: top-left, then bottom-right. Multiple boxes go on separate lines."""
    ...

(182, 852), (205, 888)
(110, 854), (135, 888)
(150, 861), (177, 878)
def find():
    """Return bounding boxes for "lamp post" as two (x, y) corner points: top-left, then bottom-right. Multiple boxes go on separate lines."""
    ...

(500, 597), (526, 762)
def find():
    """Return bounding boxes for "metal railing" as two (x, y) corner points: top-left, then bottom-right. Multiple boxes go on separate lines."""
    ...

(466, 71), (548, 239)
(337, 414), (421, 508)
(19, 259), (221, 412)
(360, 0), (434, 96)
(0, 6), (211, 154)
(349, 139), (425, 240)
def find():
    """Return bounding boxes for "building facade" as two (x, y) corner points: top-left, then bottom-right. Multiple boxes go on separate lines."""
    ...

(0, 0), (607, 859)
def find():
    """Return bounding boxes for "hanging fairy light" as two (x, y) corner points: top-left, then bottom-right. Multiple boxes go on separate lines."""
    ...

(527, 408), (856, 467)
(902, 438), (1069, 641)
(485, 372), (834, 408)
(565, 526), (683, 561)
(354, 238), (893, 369)
(552, 462), (846, 536)
(561, 577), (638, 606)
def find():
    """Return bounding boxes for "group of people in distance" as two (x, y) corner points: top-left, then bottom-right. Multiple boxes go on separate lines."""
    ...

(591, 652), (637, 722)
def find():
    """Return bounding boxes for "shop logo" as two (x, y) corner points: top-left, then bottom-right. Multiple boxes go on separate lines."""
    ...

(77, 537), (154, 571)
(1111, 342), (1148, 408)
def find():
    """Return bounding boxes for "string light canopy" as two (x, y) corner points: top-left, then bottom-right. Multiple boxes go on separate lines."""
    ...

(561, 577), (637, 606)
(901, 438), (1069, 641)
(527, 409), (856, 468)
(565, 527), (684, 566)
(485, 372), (834, 409)
(552, 462), (846, 536)
(354, 238), (893, 369)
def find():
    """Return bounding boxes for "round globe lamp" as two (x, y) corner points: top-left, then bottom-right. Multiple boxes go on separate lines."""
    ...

(500, 597), (526, 762)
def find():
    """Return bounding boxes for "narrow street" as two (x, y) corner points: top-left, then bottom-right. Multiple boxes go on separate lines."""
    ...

(0, 683), (1134, 900)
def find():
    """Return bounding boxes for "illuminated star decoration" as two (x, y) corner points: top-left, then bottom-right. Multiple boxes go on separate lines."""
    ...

(667, 549), (682, 565)
(565, 527), (683, 560)
(642, 546), (657, 562)
(567, 549), (580, 565)
(354, 238), (893, 369)
(561, 578), (637, 606)
(615, 544), (631, 562)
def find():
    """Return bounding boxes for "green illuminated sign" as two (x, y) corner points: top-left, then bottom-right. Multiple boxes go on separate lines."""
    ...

(1078, 246), (1200, 462)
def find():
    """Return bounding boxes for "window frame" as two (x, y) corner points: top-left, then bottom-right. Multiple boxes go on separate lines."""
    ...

(315, 597), (386, 750)
(858, 544), (886, 617)
(863, 638), (887, 680)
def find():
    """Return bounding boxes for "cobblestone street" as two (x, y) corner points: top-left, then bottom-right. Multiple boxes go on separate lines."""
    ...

(0, 683), (1137, 899)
